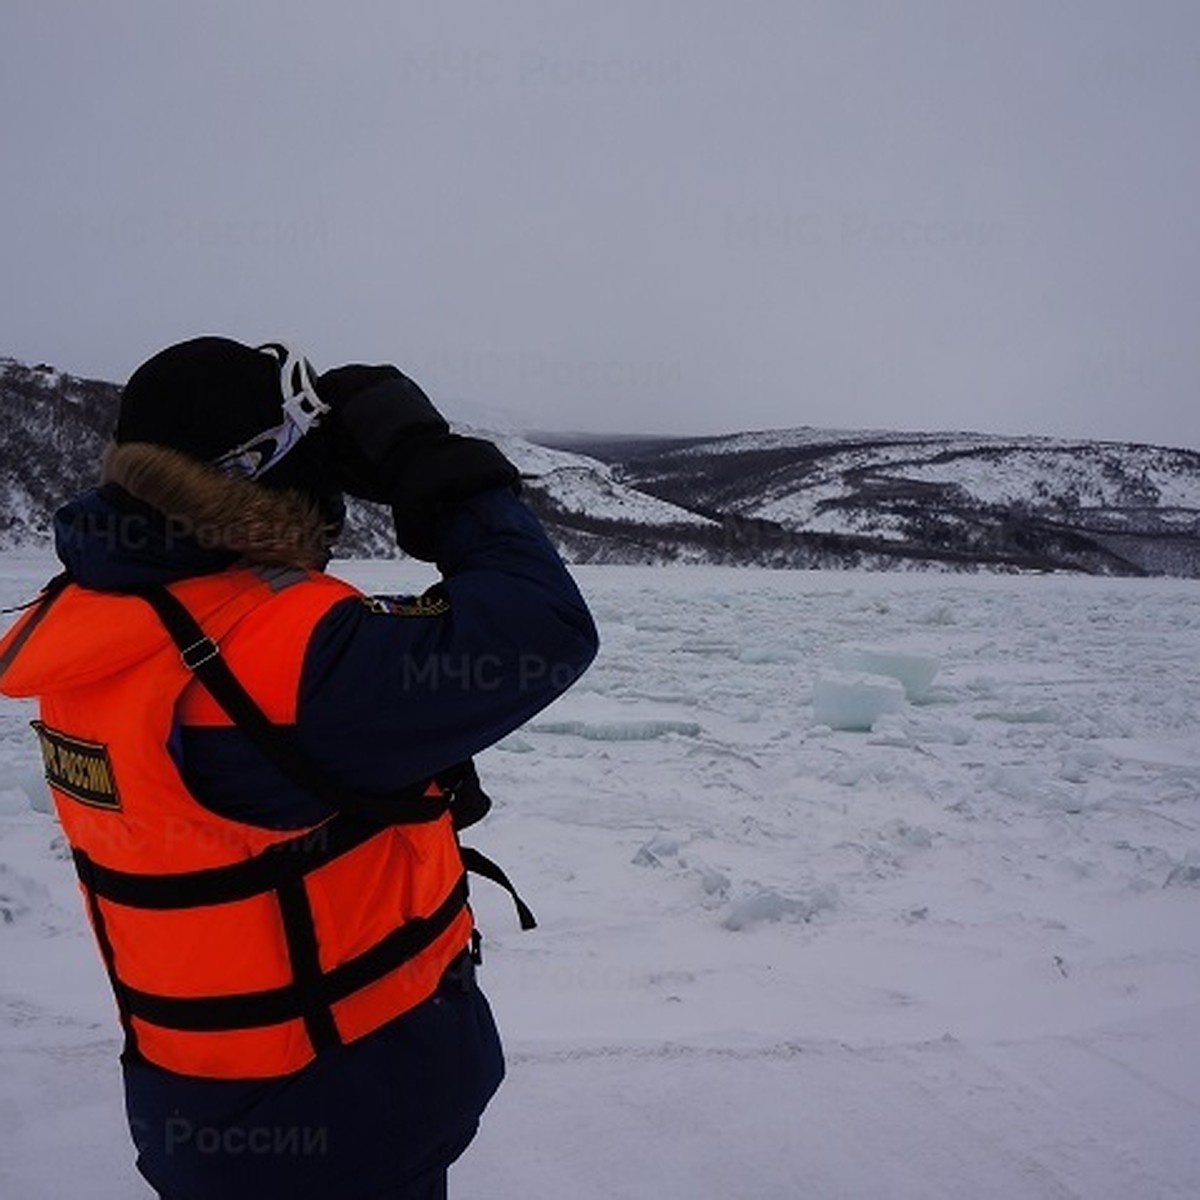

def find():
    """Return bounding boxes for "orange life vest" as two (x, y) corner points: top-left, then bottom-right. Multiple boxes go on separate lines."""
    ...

(0, 567), (475, 1080)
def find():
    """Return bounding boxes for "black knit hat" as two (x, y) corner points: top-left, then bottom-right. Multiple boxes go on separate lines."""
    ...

(116, 336), (342, 511)
(117, 336), (289, 461)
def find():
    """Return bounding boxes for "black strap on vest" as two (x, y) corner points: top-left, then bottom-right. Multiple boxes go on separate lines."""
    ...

(73, 818), (380, 909)
(73, 849), (138, 1052)
(135, 584), (451, 826)
(116, 875), (470, 1034)
(460, 847), (537, 931)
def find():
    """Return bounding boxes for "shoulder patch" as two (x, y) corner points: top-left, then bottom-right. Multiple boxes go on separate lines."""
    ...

(361, 588), (451, 618)
(31, 721), (121, 811)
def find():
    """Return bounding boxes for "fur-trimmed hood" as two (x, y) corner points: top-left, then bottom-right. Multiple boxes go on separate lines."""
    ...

(101, 442), (334, 570)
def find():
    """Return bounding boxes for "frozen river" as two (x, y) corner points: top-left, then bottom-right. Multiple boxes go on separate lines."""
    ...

(2, 556), (1199, 1197)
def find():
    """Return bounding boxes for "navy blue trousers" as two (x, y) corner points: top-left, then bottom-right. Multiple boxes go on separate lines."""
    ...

(132, 957), (502, 1200)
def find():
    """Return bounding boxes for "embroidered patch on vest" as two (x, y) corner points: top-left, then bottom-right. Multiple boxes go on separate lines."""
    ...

(31, 722), (121, 811)
(361, 591), (451, 618)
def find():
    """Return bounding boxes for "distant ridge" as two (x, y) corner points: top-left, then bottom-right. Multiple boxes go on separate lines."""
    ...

(536, 428), (1200, 576)
(3, 355), (1199, 576)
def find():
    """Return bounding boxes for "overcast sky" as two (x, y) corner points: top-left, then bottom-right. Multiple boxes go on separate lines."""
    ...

(2, 2), (1198, 447)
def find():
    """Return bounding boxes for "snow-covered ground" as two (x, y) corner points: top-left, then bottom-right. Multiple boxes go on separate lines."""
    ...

(2, 555), (1199, 1198)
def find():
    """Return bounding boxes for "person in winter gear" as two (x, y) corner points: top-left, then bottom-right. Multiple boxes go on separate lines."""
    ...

(0, 337), (599, 1200)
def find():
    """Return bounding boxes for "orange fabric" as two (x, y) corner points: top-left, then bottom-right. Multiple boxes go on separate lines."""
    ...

(131, 1016), (316, 1079)
(99, 892), (294, 994)
(332, 907), (475, 1044)
(4, 569), (473, 1079)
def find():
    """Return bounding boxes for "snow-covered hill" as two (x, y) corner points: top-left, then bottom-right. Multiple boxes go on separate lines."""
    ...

(626, 428), (1200, 525)
(550, 427), (1200, 576)
(0, 358), (118, 546)
(4, 355), (1199, 574)
(461, 426), (716, 532)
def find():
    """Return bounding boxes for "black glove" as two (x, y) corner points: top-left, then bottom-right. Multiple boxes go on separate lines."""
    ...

(317, 364), (519, 559)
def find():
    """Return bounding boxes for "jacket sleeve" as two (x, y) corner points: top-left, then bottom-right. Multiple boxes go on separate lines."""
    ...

(292, 487), (599, 793)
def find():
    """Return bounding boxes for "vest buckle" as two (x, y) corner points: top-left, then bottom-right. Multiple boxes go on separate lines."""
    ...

(180, 636), (219, 669)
